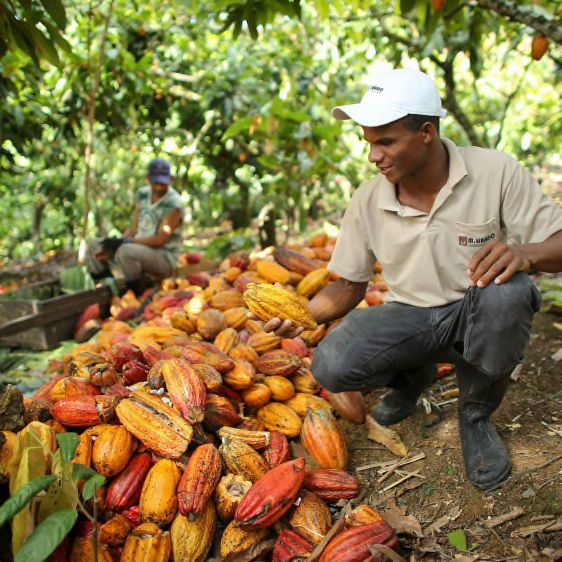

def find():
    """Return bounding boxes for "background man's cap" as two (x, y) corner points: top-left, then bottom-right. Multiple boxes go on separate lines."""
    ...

(148, 157), (172, 184)
(332, 68), (447, 127)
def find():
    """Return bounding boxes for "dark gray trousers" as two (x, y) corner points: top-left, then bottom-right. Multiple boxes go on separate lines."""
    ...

(311, 273), (541, 392)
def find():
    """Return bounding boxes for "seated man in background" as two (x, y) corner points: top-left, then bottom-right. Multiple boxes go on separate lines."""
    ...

(89, 157), (184, 294)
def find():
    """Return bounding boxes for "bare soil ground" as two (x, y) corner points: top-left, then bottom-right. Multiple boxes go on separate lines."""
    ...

(343, 311), (562, 561)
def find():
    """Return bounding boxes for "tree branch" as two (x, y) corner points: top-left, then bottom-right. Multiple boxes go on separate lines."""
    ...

(473, 0), (562, 45)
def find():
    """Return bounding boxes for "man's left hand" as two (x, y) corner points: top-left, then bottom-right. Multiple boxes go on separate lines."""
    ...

(466, 240), (531, 288)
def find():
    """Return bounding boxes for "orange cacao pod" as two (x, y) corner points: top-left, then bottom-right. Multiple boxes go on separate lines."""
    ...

(263, 376), (295, 402)
(99, 513), (131, 546)
(319, 522), (398, 562)
(160, 358), (206, 423)
(139, 459), (181, 525)
(224, 307), (249, 330)
(116, 391), (193, 458)
(281, 337), (309, 358)
(345, 504), (385, 528)
(285, 393), (332, 418)
(192, 362), (223, 391)
(300, 323), (327, 346)
(257, 350), (302, 377)
(229, 344), (259, 367)
(256, 260), (292, 284)
(238, 417), (266, 431)
(121, 522), (171, 562)
(241, 383), (271, 408)
(235, 458), (306, 527)
(197, 308), (226, 340)
(210, 289), (245, 311)
(297, 268), (329, 298)
(291, 368), (321, 394)
(219, 438), (268, 483)
(50, 377), (100, 401)
(223, 266), (243, 283)
(217, 427), (270, 450)
(70, 537), (112, 562)
(223, 359), (255, 390)
(301, 408), (348, 469)
(50, 396), (118, 427)
(177, 443), (222, 516)
(182, 341), (235, 373)
(72, 430), (93, 467)
(170, 310), (196, 334)
(220, 520), (269, 558)
(92, 424), (137, 477)
(307, 232), (328, 247)
(247, 331), (282, 353)
(203, 394), (241, 432)
(288, 490), (331, 544)
(105, 452), (152, 512)
(257, 402), (302, 437)
(214, 327), (239, 354)
(302, 468), (359, 501)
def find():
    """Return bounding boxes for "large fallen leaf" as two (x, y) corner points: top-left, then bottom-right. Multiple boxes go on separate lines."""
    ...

(365, 415), (407, 457)
(381, 500), (424, 538)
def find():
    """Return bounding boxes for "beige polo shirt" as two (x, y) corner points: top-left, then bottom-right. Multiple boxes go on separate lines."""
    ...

(329, 138), (562, 307)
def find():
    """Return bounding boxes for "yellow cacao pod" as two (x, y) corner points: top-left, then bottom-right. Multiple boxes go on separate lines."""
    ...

(170, 501), (216, 562)
(297, 268), (329, 298)
(220, 520), (269, 558)
(257, 402), (302, 437)
(219, 438), (269, 483)
(223, 307), (249, 330)
(121, 522), (171, 562)
(264, 376), (296, 401)
(255, 260), (292, 284)
(92, 424), (137, 477)
(140, 459), (182, 525)
(214, 327), (239, 354)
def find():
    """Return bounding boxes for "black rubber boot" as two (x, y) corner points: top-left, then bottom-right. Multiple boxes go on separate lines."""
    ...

(372, 364), (436, 425)
(457, 362), (511, 490)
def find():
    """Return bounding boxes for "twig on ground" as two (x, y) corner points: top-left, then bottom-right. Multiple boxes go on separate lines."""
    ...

(506, 453), (562, 485)
(541, 421), (562, 438)
(484, 507), (525, 528)
(378, 453), (426, 483)
(380, 469), (421, 493)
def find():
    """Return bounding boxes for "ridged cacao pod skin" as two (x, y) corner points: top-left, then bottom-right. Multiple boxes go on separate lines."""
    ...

(272, 528), (313, 562)
(139, 459), (181, 525)
(263, 376), (295, 402)
(192, 363), (223, 391)
(50, 395), (118, 427)
(99, 513), (131, 546)
(256, 260), (292, 284)
(120, 522), (171, 562)
(170, 501), (216, 562)
(229, 344), (259, 367)
(223, 359), (255, 390)
(220, 520), (269, 558)
(257, 402), (302, 437)
(182, 341), (235, 373)
(291, 369), (321, 394)
(288, 490), (332, 544)
(323, 390), (366, 425)
(297, 268), (329, 298)
(214, 327), (239, 354)
(116, 391), (193, 458)
(217, 427), (270, 450)
(257, 350), (302, 377)
(70, 536), (113, 562)
(224, 307), (249, 330)
(91, 424), (137, 477)
(160, 358), (206, 423)
(247, 331), (282, 353)
(214, 473), (252, 522)
(302, 469), (360, 501)
(300, 324), (327, 347)
(243, 283), (317, 330)
(210, 289), (245, 311)
(105, 452), (152, 512)
(203, 394), (241, 432)
(50, 376), (100, 401)
(177, 443), (222, 516)
(72, 431), (93, 467)
(263, 431), (290, 469)
(281, 337), (309, 358)
(346, 504), (385, 528)
(273, 247), (318, 276)
(318, 522), (398, 562)
(235, 458), (306, 528)
(170, 310), (196, 334)
(220, 438), (269, 483)
(285, 393), (333, 418)
(301, 408), (348, 469)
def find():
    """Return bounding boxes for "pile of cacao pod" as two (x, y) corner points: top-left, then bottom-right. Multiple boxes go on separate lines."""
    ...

(1, 234), (399, 561)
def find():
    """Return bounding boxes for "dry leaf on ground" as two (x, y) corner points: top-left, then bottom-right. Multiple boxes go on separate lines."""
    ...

(365, 415), (408, 457)
(381, 500), (424, 537)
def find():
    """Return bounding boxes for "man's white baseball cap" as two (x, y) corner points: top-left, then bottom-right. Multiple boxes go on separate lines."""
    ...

(332, 68), (447, 127)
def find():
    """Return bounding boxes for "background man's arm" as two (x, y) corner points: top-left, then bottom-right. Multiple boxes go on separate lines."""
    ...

(131, 208), (182, 248)
(122, 206), (139, 238)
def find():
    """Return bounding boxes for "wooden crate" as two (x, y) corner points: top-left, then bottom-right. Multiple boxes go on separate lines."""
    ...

(0, 281), (111, 350)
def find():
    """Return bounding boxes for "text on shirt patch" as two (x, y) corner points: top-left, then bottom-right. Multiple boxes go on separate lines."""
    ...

(458, 233), (495, 247)
(368, 85), (383, 93)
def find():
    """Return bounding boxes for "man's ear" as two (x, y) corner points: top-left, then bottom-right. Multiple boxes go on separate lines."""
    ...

(419, 121), (436, 144)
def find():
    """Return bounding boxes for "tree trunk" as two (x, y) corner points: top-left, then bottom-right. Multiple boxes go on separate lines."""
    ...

(31, 200), (46, 255)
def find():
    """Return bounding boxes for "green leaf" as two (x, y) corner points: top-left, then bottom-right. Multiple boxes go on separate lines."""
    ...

(399, 0), (416, 15)
(56, 433), (79, 462)
(15, 509), (77, 562)
(82, 474), (106, 501)
(0, 475), (56, 528)
(316, 0), (329, 19)
(71, 463), (98, 482)
(39, 0), (66, 29)
(447, 529), (467, 551)
(38, 450), (79, 523)
(222, 115), (254, 140)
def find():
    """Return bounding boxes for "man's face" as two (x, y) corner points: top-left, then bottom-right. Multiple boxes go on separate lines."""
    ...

(149, 180), (169, 198)
(362, 120), (428, 184)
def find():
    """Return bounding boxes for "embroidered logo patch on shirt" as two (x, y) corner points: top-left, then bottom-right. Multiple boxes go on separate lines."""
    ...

(458, 233), (495, 247)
